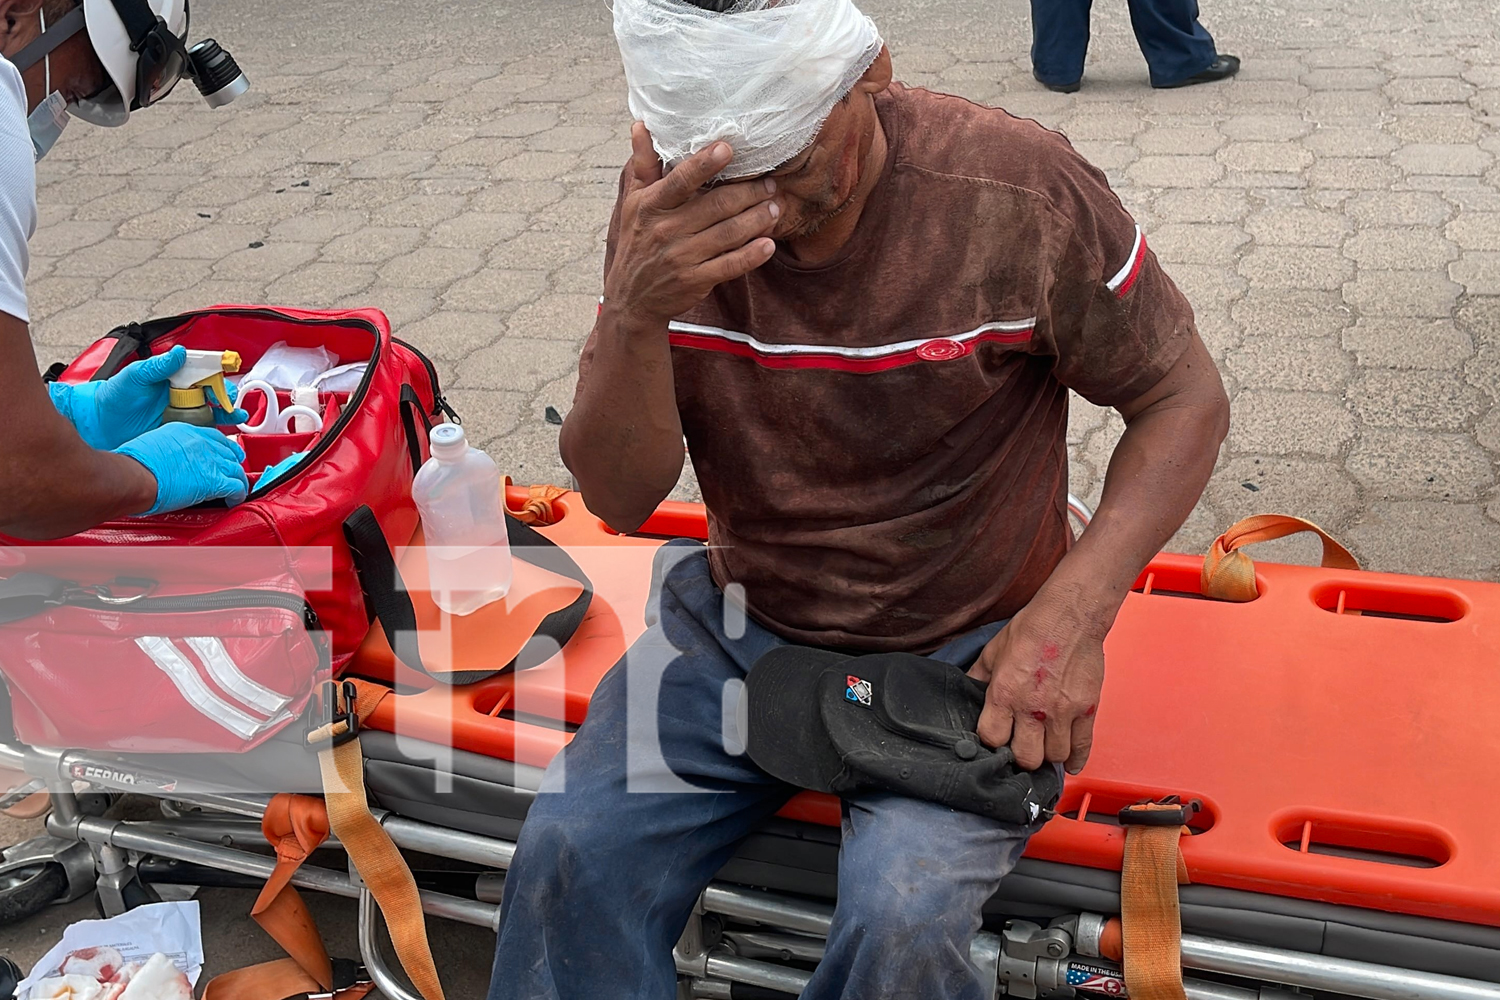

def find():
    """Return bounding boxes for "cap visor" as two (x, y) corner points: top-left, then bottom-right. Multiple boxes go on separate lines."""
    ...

(745, 645), (851, 792)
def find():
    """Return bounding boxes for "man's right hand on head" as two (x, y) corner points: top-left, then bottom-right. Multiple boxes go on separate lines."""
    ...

(603, 124), (780, 328)
(114, 423), (250, 516)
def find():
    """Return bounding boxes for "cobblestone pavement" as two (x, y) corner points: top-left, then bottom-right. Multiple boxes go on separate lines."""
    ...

(25, 0), (1500, 580)
(7, 0), (1500, 986)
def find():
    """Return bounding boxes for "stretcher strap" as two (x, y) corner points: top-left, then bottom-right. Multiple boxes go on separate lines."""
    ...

(204, 957), (375, 1000)
(344, 503), (594, 685)
(202, 795), (373, 1000)
(309, 681), (447, 1000)
(1120, 809), (1192, 1000)
(504, 477), (568, 526)
(255, 794), (335, 988)
(1201, 514), (1359, 602)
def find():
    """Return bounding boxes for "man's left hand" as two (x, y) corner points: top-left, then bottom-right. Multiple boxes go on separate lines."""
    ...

(968, 591), (1106, 774)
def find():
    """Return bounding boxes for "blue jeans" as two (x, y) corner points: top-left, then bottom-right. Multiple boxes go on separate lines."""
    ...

(1031, 0), (1219, 88)
(487, 541), (1045, 1000)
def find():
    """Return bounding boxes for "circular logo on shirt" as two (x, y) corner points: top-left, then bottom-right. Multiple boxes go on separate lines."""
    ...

(916, 339), (966, 362)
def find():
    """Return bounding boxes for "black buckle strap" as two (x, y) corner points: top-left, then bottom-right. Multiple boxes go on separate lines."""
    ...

(305, 680), (361, 752)
(1118, 795), (1202, 828)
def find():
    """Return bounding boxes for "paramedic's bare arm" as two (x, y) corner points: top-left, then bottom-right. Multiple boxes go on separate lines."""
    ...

(561, 125), (779, 532)
(0, 312), (156, 538)
(972, 331), (1228, 772)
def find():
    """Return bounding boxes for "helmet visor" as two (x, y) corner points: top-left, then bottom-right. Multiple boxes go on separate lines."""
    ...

(132, 19), (189, 108)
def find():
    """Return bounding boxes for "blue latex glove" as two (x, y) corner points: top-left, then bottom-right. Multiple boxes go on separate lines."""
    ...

(256, 451), (308, 491)
(49, 346), (250, 451)
(115, 423), (250, 515)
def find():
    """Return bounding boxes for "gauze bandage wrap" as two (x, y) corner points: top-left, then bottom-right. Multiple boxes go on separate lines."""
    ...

(614, 0), (883, 181)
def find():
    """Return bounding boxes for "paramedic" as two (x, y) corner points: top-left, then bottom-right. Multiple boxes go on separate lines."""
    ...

(0, 0), (248, 540)
(492, 1), (1230, 997)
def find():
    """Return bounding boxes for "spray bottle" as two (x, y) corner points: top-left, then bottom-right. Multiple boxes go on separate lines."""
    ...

(163, 349), (242, 426)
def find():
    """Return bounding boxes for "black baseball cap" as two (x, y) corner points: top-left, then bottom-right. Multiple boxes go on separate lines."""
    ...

(744, 646), (1062, 826)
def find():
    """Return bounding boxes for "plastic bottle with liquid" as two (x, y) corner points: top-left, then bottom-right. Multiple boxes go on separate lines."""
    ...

(412, 424), (513, 615)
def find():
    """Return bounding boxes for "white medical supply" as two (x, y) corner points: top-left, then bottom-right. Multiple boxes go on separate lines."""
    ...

(413, 424), (512, 616)
(275, 404), (323, 434)
(284, 385), (323, 433)
(17, 901), (203, 999)
(311, 360), (368, 394)
(239, 341), (338, 390)
(614, 0), (883, 180)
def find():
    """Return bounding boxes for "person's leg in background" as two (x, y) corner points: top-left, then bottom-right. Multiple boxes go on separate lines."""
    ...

(1125, 0), (1238, 88)
(487, 542), (793, 1000)
(1029, 0), (1092, 92)
(799, 621), (1056, 1000)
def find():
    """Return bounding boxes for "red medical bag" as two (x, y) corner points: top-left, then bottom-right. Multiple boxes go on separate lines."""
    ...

(0, 306), (454, 752)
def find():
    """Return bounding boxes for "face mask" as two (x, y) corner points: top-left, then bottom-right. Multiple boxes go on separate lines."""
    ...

(25, 10), (70, 161)
(28, 92), (70, 161)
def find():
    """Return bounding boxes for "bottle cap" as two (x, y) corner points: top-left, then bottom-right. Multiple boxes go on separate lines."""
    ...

(429, 422), (467, 461)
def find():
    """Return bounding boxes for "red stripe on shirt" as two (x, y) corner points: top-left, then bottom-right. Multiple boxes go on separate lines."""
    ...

(666, 328), (1035, 372)
(1113, 233), (1148, 299)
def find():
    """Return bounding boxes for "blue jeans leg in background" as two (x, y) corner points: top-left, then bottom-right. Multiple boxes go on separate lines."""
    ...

(1126, 0), (1218, 86)
(487, 540), (1049, 1000)
(1030, 0), (1219, 88)
(1030, 0), (1093, 87)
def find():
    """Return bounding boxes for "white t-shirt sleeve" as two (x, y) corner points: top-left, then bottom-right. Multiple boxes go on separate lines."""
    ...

(0, 57), (37, 324)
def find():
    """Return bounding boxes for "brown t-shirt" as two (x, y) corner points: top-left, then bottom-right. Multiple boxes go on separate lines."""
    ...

(581, 83), (1195, 652)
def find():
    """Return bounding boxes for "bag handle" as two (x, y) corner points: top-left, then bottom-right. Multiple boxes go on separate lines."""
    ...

(398, 385), (433, 479)
(1201, 514), (1359, 602)
(0, 573), (68, 626)
(343, 505), (594, 686)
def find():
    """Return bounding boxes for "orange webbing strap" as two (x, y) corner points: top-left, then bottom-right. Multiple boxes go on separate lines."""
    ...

(1202, 514), (1359, 602)
(205, 958), (375, 1000)
(308, 679), (447, 1000)
(504, 476), (567, 526)
(1117, 800), (1196, 1000)
(255, 794), (335, 988)
(203, 792), (374, 1000)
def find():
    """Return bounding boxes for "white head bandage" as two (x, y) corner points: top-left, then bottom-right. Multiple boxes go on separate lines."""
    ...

(614, 0), (884, 181)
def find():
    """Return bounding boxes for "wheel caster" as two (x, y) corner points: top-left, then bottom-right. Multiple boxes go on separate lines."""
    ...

(94, 876), (159, 919)
(0, 862), (68, 925)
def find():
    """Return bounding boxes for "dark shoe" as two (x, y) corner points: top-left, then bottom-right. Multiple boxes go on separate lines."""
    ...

(1033, 69), (1081, 94)
(1156, 54), (1241, 89)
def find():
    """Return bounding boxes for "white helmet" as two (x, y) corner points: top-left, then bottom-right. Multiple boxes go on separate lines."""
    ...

(12, 0), (247, 127)
(72, 0), (189, 125)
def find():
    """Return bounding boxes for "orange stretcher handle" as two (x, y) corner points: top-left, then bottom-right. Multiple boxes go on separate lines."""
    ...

(1202, 514), (1359, 602)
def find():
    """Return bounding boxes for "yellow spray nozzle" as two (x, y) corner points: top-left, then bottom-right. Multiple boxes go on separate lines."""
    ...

(167, 349), (243, 411)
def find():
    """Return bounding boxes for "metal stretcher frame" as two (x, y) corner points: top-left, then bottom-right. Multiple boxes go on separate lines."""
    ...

(3, 738), (1500, 1000)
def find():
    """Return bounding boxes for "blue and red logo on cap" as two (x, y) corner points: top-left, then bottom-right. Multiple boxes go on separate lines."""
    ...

(845, 675), (873, 708)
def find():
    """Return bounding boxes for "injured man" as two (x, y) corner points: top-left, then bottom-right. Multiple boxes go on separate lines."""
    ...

(488, 0), (1229, 997)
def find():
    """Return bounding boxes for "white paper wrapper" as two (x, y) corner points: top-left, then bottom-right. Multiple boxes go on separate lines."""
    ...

(18, 902), (203, 1000)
